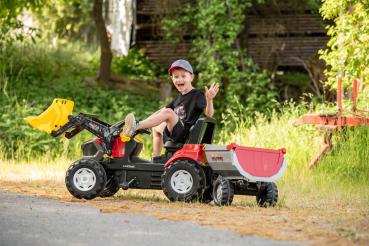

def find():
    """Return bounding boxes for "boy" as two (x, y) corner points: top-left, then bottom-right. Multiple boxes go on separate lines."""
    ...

(122, 59), (219, 159)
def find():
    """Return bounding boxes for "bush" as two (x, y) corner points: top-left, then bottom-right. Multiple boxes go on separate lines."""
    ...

(0, 42), (160, 160)
(112, 48), (165, 80)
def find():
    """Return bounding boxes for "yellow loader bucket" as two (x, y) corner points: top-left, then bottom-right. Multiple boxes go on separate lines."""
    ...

(25, 98), (74, 134)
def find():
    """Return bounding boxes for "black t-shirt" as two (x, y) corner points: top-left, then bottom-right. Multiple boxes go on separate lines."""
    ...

(166, 88), (206, 127)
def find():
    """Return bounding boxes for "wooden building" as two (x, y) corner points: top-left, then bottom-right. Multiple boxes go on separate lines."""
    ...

(134, 0), (328, 71)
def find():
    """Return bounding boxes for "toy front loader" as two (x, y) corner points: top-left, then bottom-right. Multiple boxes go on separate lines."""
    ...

(26, 98), (286, 207)
(25, 98), (124, 155)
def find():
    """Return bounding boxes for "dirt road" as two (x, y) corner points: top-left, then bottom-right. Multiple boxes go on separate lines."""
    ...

(0, 190), (299, 246)
(0, 180), (367, 245)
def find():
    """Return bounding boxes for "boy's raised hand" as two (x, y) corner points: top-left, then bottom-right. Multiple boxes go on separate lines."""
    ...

(205, 83), (219, 101)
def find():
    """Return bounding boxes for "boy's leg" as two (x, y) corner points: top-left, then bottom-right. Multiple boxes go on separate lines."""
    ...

(152, 122), (166, 157)
(123, 108), (178, 136)
(139, 108), (178, 131)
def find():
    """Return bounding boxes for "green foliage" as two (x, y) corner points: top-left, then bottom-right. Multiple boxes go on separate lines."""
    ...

(279, 72), (311, 88)
(320, 0), (369, 88)
(32, 0), (95, 42)
(161, 0), (277, 118)
(112, 48), (165, 80)
(0, 0), (43, 46)
(0, 42), (160, 160)
(160, 3), (192, 44)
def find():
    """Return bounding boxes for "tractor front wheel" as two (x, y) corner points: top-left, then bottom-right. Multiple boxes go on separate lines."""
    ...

(162, 160), (204, 202)
(65, 159), (107, 200)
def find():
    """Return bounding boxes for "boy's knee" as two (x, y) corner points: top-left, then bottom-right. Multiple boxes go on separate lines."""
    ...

(161, 108), (175, 116)
(153, 123), (165, 135)
(153, 127), (163, 137)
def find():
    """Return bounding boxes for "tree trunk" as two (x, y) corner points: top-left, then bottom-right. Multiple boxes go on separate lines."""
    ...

(93, 0), (112, 84)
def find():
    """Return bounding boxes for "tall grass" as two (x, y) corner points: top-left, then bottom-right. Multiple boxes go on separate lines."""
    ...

(218, 103), (369, 208)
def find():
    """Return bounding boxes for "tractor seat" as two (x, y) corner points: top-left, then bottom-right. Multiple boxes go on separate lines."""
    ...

(163, 141), (183, 152)
(163, 117), (215, 153)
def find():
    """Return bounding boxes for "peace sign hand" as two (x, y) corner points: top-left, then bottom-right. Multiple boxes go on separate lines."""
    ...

(205, 83), (220, 101)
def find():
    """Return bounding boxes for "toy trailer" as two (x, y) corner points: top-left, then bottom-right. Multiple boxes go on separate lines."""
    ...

(26, 99), (287, 207)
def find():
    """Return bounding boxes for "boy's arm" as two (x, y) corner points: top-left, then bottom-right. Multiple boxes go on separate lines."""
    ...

(204, 98), (214, 118)
(204, 83), (219, 118)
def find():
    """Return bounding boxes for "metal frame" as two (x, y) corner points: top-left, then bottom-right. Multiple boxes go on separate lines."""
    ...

(294, 78), (369, 168)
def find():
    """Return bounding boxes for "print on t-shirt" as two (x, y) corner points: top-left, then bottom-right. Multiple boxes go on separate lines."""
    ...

(174, 104), (186, 120)
(166, 89), (206, 127)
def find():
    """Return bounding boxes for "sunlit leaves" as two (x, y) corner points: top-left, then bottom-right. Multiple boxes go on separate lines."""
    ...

(0, 0), (44, 46)
(191, 0), (276, 118)
(320, 0), (369, 88)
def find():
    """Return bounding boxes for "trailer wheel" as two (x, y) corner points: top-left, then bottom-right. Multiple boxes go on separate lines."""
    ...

(99, 176), (120, 197)
(212, 176), (234, 206)
(65, 159), (107, 200)
(162, 160), (204, 202)
(256, 182), (278, 207)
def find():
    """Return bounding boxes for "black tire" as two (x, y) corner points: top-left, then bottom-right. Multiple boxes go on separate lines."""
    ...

(199, 188), (213, 203)
(212, 176), (234, 206)
(198, 166), (212, 204)
(65, 159), (107, 200)
(99, 176), (120, 198)
(161, 160), (204, 202)
(256, 182), (278, 207)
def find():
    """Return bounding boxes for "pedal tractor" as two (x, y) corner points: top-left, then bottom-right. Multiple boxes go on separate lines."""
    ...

(26, 99), (287, 207)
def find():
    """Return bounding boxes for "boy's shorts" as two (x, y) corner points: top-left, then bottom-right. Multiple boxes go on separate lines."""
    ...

(163, 118), (189, 143)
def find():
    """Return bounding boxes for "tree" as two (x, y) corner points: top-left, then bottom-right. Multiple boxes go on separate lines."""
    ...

(320, 0), (369, 88)
(92, 0), (112, 84)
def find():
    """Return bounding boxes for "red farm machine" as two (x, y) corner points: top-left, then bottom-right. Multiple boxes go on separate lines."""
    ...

(294, 78), (369, 168)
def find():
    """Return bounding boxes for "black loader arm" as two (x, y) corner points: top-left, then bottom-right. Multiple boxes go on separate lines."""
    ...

(51, 113), (123, 155)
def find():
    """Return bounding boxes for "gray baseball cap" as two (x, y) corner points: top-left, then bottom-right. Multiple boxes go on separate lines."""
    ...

(168, 59), (193, 75)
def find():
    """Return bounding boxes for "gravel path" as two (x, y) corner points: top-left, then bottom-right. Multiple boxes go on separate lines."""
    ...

(0, 190), (300, 246)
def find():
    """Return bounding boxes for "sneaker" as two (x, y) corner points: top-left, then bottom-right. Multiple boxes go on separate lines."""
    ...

(122, 113), (138, 137)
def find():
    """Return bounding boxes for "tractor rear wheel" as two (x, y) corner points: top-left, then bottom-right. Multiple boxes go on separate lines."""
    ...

(162, 160), (204, 202)
(256, 182), (278, 207)
(212, 176), (234, 206)
(65, 159), (107, 200)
